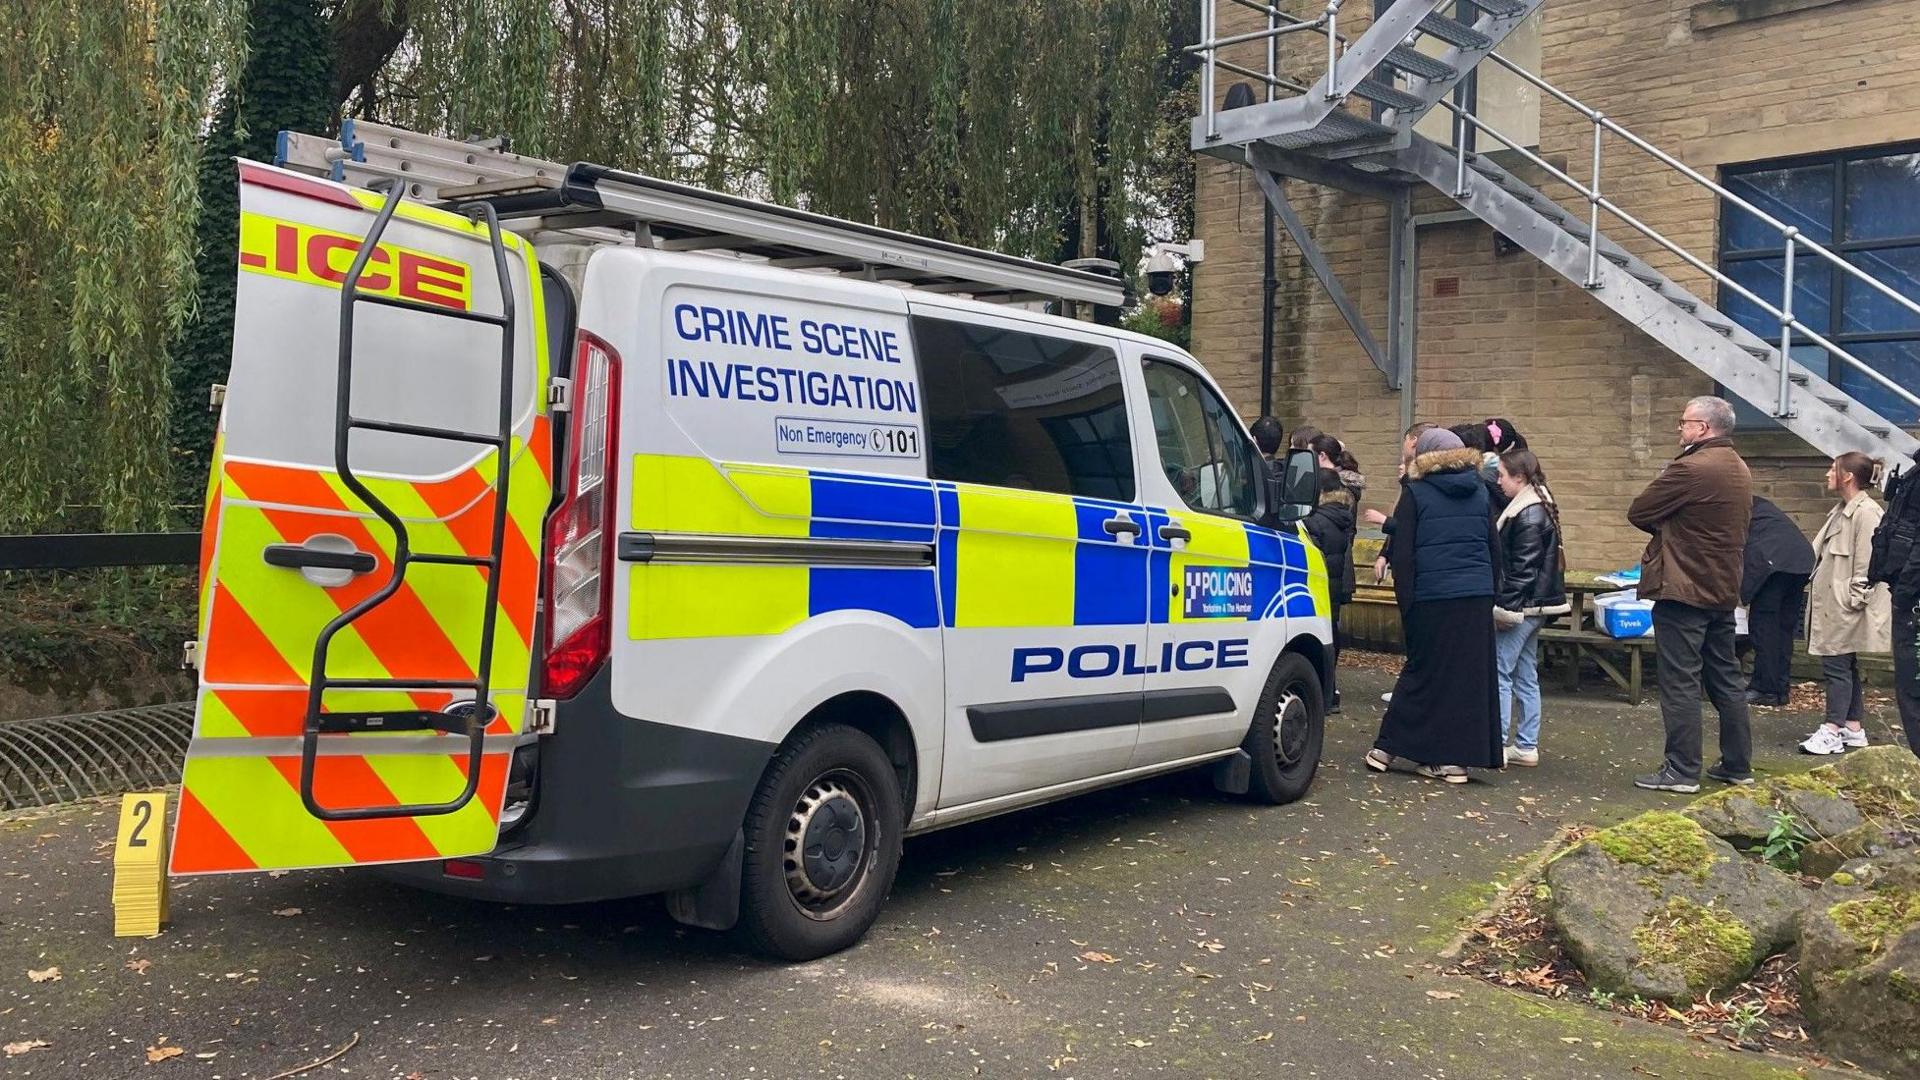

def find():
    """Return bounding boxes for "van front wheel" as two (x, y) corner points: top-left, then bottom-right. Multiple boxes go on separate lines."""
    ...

(1243, 652), (1325, 805)
(737, 723), (904, 961)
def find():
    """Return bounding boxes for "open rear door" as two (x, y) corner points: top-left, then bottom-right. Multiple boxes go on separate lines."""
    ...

(172, 162), (554, 874)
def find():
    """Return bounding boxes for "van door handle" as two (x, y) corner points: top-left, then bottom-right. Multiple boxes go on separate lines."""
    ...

(1158, 523), (1192, 542)
(263, 544), (377, 575)
(1102, 517), (1142, 537)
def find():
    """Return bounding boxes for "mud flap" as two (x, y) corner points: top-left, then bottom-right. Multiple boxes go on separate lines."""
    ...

(665, 829), (744, 931)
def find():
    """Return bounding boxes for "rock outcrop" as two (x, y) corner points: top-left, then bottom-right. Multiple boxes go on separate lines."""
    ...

(1546, 811), (1808, 1005)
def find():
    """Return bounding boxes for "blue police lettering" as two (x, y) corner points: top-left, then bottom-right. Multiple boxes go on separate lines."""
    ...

(1067, 645), (1121, 678)
(1010, 639), (1250, 682)
(1011, 647), (1064, 682)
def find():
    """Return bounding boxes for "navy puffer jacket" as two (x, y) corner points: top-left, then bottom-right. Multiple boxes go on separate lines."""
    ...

(1387, 447), (1497, 607)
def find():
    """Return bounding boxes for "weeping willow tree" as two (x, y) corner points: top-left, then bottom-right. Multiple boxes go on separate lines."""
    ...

(0, 0), (246, 532)
(379, 0), (1169, 270)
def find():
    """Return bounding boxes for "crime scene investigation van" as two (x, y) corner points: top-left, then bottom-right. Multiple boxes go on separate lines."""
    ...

(172, 122), (1333, 960)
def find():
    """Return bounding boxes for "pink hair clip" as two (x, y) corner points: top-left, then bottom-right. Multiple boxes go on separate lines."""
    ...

(1487, 420), (1504, 445)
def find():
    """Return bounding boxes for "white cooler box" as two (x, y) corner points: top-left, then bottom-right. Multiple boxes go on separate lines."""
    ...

(1595, 590), (1654, 639)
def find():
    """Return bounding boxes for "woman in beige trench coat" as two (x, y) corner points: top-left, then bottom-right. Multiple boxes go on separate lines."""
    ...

(1801, 452), (1893, 755)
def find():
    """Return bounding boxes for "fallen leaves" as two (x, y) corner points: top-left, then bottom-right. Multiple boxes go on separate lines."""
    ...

(1424, 990), (1462, 1001)
(1194, 939), (1226, 953)
(1077, 951), (1119, 964)
(26, 966), (60, 983)
(146, 1044), (185, 1063)
(271, 907), (303, 918)
(4, 1040), (49, 1057)
(126, 959), (152, 975)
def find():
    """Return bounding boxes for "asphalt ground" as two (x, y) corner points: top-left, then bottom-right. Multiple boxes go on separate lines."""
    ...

(0, 665), (1898, 1080)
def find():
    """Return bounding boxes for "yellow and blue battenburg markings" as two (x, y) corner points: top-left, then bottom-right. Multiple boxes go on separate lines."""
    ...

(629, 456), (1328, 638)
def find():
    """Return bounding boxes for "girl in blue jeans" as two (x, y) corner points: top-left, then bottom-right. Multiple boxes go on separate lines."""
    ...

(1493, 450), (1569, 765)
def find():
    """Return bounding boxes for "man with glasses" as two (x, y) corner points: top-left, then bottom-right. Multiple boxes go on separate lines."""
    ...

(1627, 396), (1754, 793)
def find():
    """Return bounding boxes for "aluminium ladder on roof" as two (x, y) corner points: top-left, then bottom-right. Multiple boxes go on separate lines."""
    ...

(276, 120), (1126, 308)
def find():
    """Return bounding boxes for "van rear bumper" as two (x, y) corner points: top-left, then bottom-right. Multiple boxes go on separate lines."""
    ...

(371, 668), (775, 904)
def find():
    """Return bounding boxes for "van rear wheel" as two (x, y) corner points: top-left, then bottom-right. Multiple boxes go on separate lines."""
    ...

(737, 723), (903, 961)
(1243, 653), (1325, 805)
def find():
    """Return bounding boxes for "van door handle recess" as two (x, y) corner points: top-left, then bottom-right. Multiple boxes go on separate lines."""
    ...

(1102, 517), (1142, 537)
(263, 544), (377, 574)
(1158, 524), (1192, 542)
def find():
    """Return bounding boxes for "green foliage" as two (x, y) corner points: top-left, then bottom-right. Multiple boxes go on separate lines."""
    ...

(379, 1), (1171, 272)
(169, 0), (336, 506)
(1586, 811), (1720, 882)
(1761, 809), (1813, 872)
(0, 569), (196, 701)
(1121, 298), (1190, 348)
(1584, 987), (1616, 1008)
(0, 0), (247, 531)
(1724, 1001), (1770, 1043)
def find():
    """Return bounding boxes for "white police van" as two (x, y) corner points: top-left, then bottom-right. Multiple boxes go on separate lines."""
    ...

(172, 122), (1333, 960)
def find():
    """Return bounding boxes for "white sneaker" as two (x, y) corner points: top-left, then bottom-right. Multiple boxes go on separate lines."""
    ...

(1800, 727), (1847, 756)
(1506, 747), (1540, 767)
(1840, 726), (1870, 749)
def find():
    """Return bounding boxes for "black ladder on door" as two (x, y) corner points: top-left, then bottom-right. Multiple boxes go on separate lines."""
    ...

(296, 180), (518, 822)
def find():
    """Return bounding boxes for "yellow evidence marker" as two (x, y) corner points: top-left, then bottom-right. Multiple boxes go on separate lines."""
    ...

(112, 793), (169, 937)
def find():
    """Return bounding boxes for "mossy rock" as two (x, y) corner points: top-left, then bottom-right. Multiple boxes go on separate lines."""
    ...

(1810, 746), (1920, 820)
(1798, 851), (1920, 1074)
(1802, 822), (1908, 880)
(1546, 811), (1808, 1005)
(1583, 811), (1719, 880)
(1683, 773), (1861, 851)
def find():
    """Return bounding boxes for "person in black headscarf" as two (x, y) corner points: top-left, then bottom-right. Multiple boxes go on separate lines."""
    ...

(1365, 427), (1503, 784)
(1741, 495), (1814, 707)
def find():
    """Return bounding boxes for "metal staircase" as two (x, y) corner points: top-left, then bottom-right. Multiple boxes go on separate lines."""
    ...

(1192, 0), (1920, 469)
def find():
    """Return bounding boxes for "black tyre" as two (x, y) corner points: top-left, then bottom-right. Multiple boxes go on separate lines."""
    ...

(737, 723), (904, 961)
(1242, 652), (1326, 805)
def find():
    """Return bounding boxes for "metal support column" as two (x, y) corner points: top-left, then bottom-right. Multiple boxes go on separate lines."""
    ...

(1253, 169), (1395, 389)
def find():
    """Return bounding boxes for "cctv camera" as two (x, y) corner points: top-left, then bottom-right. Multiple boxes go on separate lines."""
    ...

(1145, 249), (1178, 296)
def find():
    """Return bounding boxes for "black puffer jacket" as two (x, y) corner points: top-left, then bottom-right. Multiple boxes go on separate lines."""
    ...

(1303, 489), (1357, 604)
(1495, 488), (1568, 619)
(1387, 447), (1498, 609)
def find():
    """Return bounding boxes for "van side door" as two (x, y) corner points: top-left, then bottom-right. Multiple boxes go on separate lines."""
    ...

(912, 311), (1151, 811)
(1130, 351), (1304, 768)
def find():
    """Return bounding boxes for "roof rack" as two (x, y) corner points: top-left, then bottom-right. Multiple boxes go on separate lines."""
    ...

(276, 121), (1125, 308)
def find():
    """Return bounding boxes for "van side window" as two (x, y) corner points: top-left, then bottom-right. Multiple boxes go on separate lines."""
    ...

(1142, 358), (1260, 518)
(913, 316), (1135, 501)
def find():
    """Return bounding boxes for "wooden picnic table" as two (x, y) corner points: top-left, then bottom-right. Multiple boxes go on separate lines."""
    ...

(1539, 570), (1654, 705)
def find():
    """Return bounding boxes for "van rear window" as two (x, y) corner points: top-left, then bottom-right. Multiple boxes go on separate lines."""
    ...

(911, 317), (1134, 501)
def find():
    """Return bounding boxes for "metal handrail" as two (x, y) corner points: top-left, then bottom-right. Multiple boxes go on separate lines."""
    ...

(1436, 94), (1920, 416)
(1195, 0), (1347, 141)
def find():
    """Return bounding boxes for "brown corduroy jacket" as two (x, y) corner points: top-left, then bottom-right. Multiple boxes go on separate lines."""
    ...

(1627, 436), (1752, 611)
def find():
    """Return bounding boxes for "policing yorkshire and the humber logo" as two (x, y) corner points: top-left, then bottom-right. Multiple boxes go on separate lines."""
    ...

(1183, 565), (1255, 619)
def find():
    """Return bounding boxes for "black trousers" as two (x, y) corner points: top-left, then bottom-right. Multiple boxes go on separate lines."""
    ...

(1897, 592), (1920, 756)
(1746, 573), (1808, 699)
(1652, 600), (1752, 779)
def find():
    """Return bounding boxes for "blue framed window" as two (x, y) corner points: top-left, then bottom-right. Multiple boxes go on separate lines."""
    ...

(1719, 146), (1920, 426)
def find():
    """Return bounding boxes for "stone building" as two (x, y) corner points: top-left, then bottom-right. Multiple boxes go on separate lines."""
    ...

(1190, 0), (1920, 566)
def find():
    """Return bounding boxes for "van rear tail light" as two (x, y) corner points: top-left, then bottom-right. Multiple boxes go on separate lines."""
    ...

(541, 331), (620, 698)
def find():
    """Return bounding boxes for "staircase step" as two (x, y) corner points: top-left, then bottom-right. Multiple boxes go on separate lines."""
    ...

(1792, 372), (1810, 385)
(1384, 46), (1458, 83)
(1704, 322), (1735, 336)
(1820, 397), (1852, 413)
(1866, 425), (1893, 439)
(1419, 13), (1493, 50)
(1352, 79), (1425, 114)
(1741, 343), (1773, 359)
(1670, 297), (1698, 313)
(1266, 110), (1397, 151)
(1465, 0), (1531, 15)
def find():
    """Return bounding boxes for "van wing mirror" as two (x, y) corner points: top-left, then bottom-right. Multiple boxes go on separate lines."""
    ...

(1268, 449), (1318, 524)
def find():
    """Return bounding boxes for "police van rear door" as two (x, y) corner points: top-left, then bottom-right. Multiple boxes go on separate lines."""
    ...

(172, 162), (555, 875)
